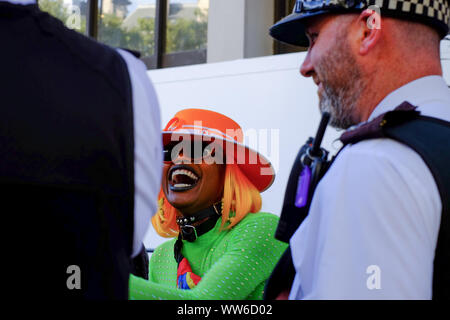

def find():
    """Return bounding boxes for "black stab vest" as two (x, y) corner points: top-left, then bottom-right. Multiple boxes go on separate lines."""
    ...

(0, 3), (135, 299)
(264, 102), (450, 300)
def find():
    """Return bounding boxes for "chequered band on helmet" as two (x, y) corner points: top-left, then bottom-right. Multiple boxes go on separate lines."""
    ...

(271, 0), (449, 46)
(294, 0), (450, 28)
(367, 0), (450, 24)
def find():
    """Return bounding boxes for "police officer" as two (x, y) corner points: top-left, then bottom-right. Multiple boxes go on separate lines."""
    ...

(0, 0), (162, 299)
(268, 0), (450, 299)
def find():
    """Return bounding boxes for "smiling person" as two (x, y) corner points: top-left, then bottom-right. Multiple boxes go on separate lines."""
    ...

(129, 108), (287, 300)
(266, 0), (450, 299)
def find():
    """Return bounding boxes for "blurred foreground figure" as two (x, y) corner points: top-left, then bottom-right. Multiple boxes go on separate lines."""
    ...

(0, 0), (162, 299)
(265, 0), (450, 299)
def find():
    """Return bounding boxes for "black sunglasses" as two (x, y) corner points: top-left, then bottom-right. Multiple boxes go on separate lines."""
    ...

(163, 140), (224, 164)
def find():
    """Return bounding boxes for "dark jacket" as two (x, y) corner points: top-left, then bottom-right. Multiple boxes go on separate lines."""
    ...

(0, 3), (135, 299)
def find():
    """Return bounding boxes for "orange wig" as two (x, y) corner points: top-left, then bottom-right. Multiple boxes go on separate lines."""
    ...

(152, 163), (262, 238)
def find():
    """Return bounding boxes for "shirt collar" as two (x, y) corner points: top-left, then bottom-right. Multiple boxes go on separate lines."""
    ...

(368, 75), (450, 121)
(0, 0), (37, 4)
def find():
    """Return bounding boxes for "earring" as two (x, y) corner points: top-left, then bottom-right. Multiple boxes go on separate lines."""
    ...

(227, 199), (237, 224)
(231, 199), (236, 213)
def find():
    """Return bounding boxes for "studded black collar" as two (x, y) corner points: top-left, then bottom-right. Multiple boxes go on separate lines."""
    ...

(176, 202), (222, 242)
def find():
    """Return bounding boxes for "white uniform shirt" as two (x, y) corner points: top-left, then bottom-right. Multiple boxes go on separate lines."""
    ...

(1, 0), (163, 257)
(118, 50), (162, 258)
(289, 75), (450, 299)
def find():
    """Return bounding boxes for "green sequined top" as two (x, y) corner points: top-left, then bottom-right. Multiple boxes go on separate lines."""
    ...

(129, 212), (288, 300)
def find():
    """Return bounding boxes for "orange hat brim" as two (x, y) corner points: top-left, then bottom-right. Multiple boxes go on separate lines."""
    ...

(162, 132), (275, 192)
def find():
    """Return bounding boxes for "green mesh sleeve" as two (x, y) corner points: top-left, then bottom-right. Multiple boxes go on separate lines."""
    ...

(129, 213), (288, 300)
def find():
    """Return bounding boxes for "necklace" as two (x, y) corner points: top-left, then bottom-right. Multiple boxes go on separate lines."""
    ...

(175, 201), (222, 243)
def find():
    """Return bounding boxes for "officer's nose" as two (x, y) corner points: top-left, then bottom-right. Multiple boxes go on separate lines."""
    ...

(300, 50), (314, 78)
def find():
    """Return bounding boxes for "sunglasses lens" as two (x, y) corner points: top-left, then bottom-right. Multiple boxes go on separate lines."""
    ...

(163, 149), (172, 162)
(163, 141), (224, 163)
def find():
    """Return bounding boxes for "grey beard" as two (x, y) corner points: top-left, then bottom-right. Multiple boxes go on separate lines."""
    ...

(319, 83), (360, 130)
(315, 33), (366, 130)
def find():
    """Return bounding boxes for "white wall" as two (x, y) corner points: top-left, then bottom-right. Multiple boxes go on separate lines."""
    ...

(207, 0), (274, 63)
(143, 44), (450, 250)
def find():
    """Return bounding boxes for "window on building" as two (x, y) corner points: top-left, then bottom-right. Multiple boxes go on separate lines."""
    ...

(38, 0), (305, 68)
(162, 0), (208, 67)
(98, 0), (156, 58)
(38, 0), (209, 69)
(38, 0), (88, 33)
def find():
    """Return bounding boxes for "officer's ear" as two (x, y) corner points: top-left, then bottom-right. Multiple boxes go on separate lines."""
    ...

(357, 8), (382, 56)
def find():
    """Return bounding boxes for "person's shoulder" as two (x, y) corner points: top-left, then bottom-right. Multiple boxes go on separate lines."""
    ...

(339, 137), (424, 172)
(116, 48), (148, 76)
(42, 13), (115, 59)
(341, 102), (450, 165)
(151, 238), (177, 257)
(228, 213), (287, 251)
(232, 212), (279, 231)
(325, 136), (439, 208)
(345, 136), (407, 154)
(240, 212), (279, 222)
(43, 17), (131, 86)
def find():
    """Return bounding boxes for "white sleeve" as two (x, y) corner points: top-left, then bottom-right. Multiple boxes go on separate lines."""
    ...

(289, 140), (441, 299)
(117, 49), (163, 257)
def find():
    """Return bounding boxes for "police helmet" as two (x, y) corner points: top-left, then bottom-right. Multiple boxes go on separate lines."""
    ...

(270, 0), (450, 47)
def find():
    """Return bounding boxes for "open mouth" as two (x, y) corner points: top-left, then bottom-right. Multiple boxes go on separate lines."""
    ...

(168, 165), (200, 191)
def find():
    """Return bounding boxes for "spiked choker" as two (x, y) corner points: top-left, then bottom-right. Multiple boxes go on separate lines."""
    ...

(176, 202), (222, 242)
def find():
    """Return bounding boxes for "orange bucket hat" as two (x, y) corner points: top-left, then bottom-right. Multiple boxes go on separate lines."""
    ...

(162, 108), (275, 192)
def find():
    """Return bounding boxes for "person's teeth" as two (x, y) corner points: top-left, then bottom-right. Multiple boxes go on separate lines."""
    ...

(171, 169), (198, 180)
(174, 183), (191, 188)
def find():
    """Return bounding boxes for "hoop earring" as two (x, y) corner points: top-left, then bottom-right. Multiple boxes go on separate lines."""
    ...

(213, 198), (224, 216)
